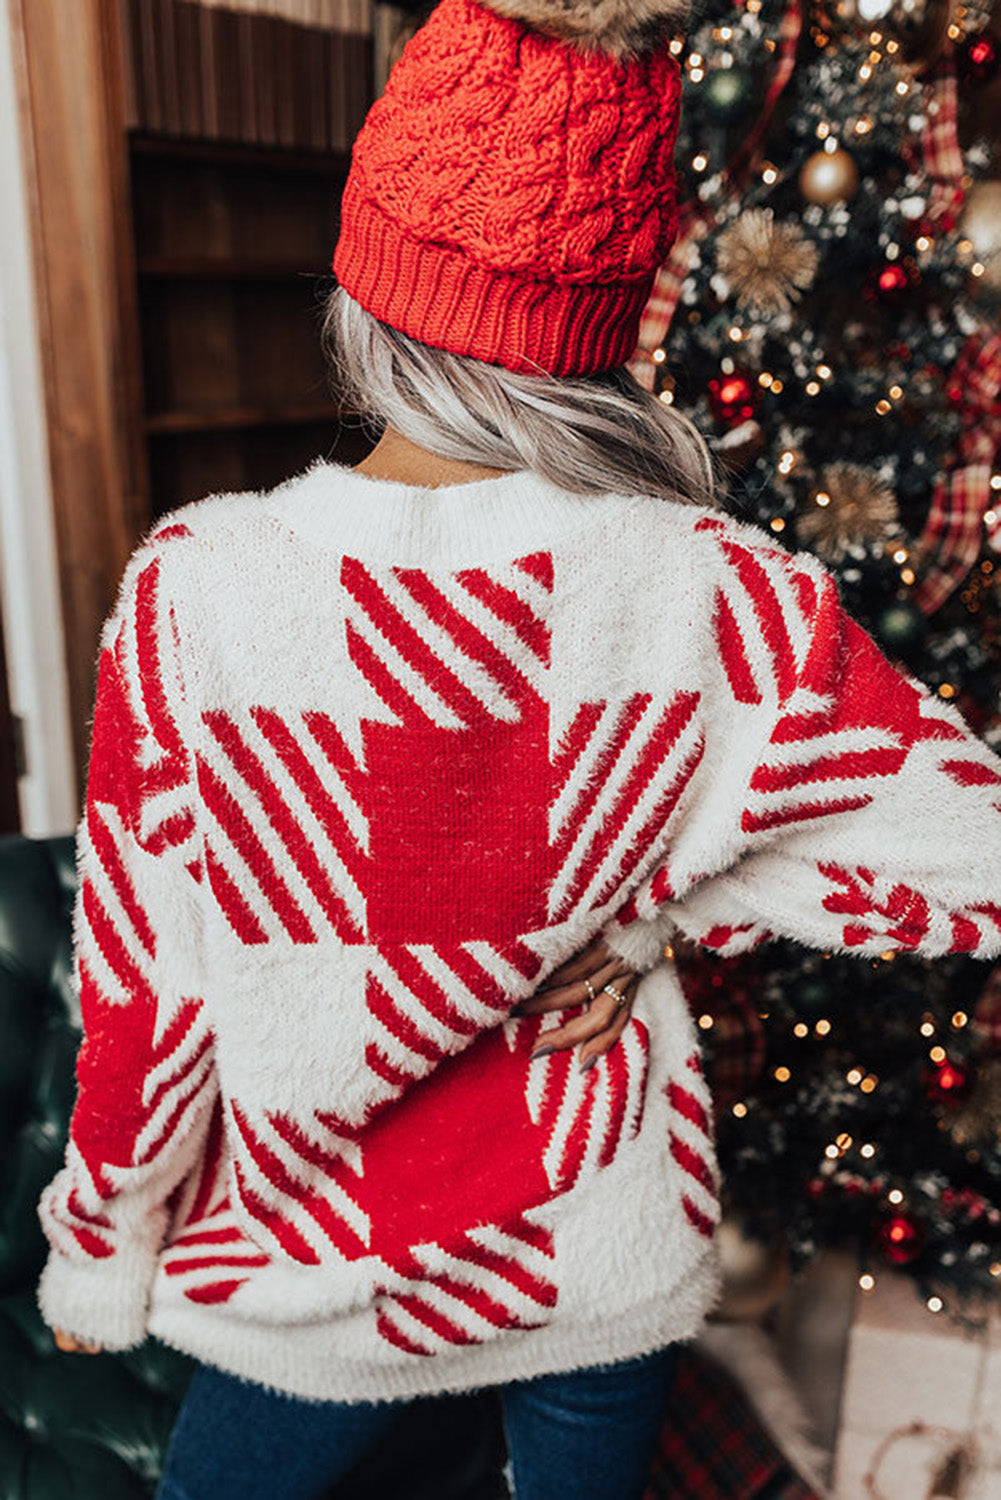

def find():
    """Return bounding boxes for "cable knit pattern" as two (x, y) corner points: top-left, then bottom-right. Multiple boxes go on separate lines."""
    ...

(34, 463), (1001, 1404)
(332, 0), (683, 374)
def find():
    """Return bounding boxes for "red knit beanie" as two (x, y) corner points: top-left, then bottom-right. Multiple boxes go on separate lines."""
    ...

(332, 0), (686, 377)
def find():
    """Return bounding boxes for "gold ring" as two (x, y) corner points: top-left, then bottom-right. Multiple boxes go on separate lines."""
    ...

(602, 983), (628, 1009)
(583, 977), (597, 1005)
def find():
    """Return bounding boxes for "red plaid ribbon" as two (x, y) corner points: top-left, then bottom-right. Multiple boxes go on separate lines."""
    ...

(913, 328), (1001, 615)
(918, 59), (966, 225)
(648, 1347), (822, 1499)
(629, 0), (803, 385)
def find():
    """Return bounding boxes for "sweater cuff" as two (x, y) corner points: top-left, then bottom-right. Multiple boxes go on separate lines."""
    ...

(35, 1243), (156, 1351)
(601, 909), (678, 972)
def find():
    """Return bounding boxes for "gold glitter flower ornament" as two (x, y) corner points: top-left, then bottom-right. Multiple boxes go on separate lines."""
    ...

(716, 208), (820, 316)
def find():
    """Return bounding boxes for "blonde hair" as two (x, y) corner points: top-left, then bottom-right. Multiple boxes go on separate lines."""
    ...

(321, 283), (717, 508)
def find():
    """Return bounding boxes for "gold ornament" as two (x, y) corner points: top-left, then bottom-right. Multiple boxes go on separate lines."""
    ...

(797, 463), (900, 561)
(799, 148), (859, 205)
(958, 181), (1001, 295)
(716, 209), (820, 315)
(948, 1058), (1001, 1148)
(709, 1212), (791, 1322)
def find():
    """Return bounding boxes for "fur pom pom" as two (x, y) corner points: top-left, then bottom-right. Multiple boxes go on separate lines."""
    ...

(479, 0), (688, 57)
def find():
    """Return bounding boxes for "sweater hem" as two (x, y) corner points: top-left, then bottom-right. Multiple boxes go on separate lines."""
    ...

(146, 1244), (721, 1406)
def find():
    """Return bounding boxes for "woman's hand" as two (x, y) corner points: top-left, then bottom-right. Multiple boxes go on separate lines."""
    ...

(54, 1328), (104, 1354)
(513, 939), (639, 1070)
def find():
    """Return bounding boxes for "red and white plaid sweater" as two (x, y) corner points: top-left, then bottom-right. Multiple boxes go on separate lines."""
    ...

(36, 463), (1001, 1402)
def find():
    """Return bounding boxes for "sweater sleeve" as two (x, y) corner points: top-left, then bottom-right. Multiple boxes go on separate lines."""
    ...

(35, 537), (219, 1351)
(606, 516), (1001, 963)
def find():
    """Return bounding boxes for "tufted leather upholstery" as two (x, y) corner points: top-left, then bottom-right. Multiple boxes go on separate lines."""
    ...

(0, 834), (509, 1498)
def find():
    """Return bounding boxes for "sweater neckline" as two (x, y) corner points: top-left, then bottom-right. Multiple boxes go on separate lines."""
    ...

(263, 459), (623, 565)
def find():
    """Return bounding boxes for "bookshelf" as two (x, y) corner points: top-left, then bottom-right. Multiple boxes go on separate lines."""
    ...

(119, 1), (376, 517)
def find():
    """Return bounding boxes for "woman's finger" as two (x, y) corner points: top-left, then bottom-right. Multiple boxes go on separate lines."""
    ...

(530, 974), (637, 1056)
(54, 1328), (103, 1354)
(515, 958), (633, 1016)
(578, 977), (639, 1068)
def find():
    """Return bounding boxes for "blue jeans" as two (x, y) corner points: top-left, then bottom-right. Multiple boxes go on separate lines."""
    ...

(155, 1343), (679, 1500)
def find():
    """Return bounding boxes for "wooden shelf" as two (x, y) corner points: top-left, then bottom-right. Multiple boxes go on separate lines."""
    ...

(138, 257), (328, 279)
(129, 132), (352, 177)
(146, 402), (349, 435)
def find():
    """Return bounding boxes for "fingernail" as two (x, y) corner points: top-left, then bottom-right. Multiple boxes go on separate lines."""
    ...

(579, 1055), (597, 1073)
(531, 1044), (555, 1059)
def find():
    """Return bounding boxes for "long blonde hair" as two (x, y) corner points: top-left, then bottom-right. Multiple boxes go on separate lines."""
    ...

(321, 283), (717, 507)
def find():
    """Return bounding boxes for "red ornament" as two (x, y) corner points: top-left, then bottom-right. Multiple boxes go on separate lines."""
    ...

(922, 1056), (972, 1108)
(869, 261), (919, 303)
(874, 1211), (925, 1266)
(708, 370), (759, 426)
(959, 32), (1000, 84)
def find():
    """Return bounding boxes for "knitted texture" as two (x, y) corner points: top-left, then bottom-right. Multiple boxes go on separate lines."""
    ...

(35, 463), (1001, 1402)
(332, 0), (684, 375)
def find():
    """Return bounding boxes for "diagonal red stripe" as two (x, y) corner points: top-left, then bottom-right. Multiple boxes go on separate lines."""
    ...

(554, 1067), (599, 1192)
(391, 1291), (481, 1345)
(204, 710), (361, 940)
(721, 542), (798, 701)
(345, 620), (434, 729)
(455, 568), (551, 665)
(376, 1307), (435, 1356)
(556, 692), (700, 917)
(454, 1239), (559, 1306)
(595, 734), (705, 907)
(341, 558), (488, 726)
(741, 792), (872, 834)
(598, 1044), (629, 1170)
(367, 974), (446, 1063)
(394, 569), (544, 716)
(514, 552), (554, 591)
(251, 706), (369, 893)
(681, 1193), (715, 1239)
(87, 805), (156, 956)
(183, 1277), (251, 1304)
(381, 947), (480, 1039)
(751, 744), (906, 793)
(550, 695), (651, 875)
(713, 586), (762, 705)
(667, 1080), (710, 1137)
(669, 1131), (715, 1194)
(196, 753), (315, 943)
(231, 1105), (354, 1263)
(551, 701), (604, 804)
(204, 843), (268, 944)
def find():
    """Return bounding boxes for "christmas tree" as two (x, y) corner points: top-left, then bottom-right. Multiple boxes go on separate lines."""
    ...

(626, 0), (1001, 1314)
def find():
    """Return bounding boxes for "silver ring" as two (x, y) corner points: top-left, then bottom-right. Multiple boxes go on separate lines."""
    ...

(583, 977), (597, 1006)
(602, 983), (628, 1009)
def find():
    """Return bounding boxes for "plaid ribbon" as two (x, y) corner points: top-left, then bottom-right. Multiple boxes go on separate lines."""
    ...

(917, 59), (966, 225)
(629, 0), (803, 385)
(913, 327), (1001, 615)
(647, 1347), (822, 1499)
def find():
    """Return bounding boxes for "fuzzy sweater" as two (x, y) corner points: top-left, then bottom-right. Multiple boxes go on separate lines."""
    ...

(35, 462), (1001, 1403)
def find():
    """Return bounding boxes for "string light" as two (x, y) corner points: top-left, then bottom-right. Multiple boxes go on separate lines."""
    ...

(895, 79), (909, 95)
(824, 1143), (839, 1159)
(929, 1044), (947, 1063)
(698, 1013), (714, 1030)
(951, 1011), (968, 1028)
(991, 1263), (1001, 1278)
(885, 37), (898, 52)
(875, 399), (892, 415)
(859, 1273), (876, 1291)
(889, 384), (903, 400)
(816, 121), (831, 139)
(732, 1101), (748, 1117)
(847, 1067), (863, 1084)
(860, 1143), (876, 1159)
(815, 1018), (832, 1036)
(916, 235), (931, 251)
(860, 1074), (877, 1092)
(759, 372), (773, 387)
(794, 1022), (809, 1038)
(817, 363), (832, 379)
(728, 324), (743, 340)
(888, 1188), (904, 1204)
(659, 389), (675, 405)
(990, 474), (1001, 491)
(692, 153), (708, 171)
(770, 517), (787, 532)
(900, 567), (915, 585)
(927, 1296), (943, 1313)
(770, 377), (784, 393)
(778, 449), (797, 474)
(806, 380), (821, 395)
(690, 67), (704, 82)
(972, 263), (986, 277)
(652, 347), (667, 364)
(774, 1065), (791, 1081)
(893, 547), (908, 563)
(836, 1132), (852, 1150)
(938, 683), (957, 699)
(855, 117), (873, 135)
(920, 1020), (935, 1037)
(761, 162), (778, 184)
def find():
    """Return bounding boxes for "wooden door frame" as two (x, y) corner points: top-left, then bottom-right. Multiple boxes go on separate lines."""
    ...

(8, 0), (150, 793)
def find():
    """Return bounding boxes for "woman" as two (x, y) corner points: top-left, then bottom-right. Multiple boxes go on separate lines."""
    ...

(35, 0), (1001, 1496)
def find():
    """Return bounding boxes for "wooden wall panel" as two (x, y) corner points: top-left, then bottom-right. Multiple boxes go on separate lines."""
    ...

(9, 0), (149, 791)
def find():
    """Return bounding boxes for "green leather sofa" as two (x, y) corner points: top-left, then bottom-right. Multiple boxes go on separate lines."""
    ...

(0, 835), (508, 1499)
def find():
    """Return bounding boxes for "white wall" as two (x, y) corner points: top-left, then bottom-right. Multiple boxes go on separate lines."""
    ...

(0, 0), (78, 836)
